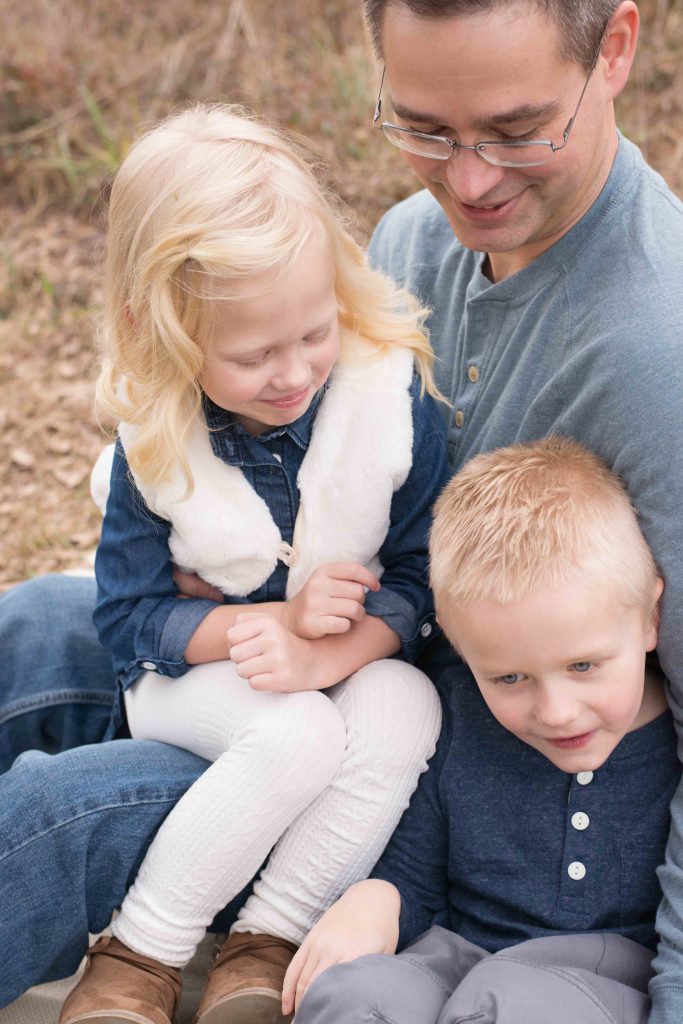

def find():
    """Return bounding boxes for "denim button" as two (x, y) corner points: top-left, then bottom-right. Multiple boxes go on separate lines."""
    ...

(568, 861), (586, 880)
(420, 622), (433, 638)
(576, 771), (594, 785)
(454, 410), (465, 428)
(571, 812), (590, 831)
(468, 366), (479, 383)
(141, 661), (157, 671)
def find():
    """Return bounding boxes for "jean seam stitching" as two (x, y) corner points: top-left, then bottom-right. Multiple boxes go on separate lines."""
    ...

(0, 797), (183, 862)
(0, 691), (115, 724)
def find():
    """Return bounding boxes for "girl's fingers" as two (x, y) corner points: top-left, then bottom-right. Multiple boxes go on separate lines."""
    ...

(227, 635), (265, 664)
(323, 563), (380, 591)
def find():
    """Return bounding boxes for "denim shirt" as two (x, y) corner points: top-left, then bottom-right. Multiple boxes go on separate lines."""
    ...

(94, 373), (449, 719)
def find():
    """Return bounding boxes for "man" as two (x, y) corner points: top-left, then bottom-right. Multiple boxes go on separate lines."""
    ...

(1, 1), (681, 1021)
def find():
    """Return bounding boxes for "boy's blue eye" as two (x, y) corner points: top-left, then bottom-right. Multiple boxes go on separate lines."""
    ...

(570, 662), (592, 673)
(497, 673), (524, 685)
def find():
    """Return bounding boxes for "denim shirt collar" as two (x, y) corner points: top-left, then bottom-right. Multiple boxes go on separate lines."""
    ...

(202, 385), (326, 466)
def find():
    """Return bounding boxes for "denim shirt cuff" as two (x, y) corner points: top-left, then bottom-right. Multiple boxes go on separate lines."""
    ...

(118, 597), (220, 692)
(364, 588), (436, 664)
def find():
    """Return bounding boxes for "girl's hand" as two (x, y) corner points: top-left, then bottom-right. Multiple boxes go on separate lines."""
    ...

(227, 613), (317, 691)
(281, 562), (380, 639)
(172, 566), (224, 603)
(281, 880), (401, 1015)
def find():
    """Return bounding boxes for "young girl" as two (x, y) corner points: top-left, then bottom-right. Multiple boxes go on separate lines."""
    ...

(60, 104), (447, 1024)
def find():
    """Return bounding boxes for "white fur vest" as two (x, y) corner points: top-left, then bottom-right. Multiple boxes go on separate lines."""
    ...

(91, 347), (415, 599)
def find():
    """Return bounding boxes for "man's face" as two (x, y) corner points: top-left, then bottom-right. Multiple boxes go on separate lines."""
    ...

(380, 3), (619, 278)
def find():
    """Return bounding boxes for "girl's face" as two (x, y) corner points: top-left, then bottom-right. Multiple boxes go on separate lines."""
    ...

(202, 239), (340, 436)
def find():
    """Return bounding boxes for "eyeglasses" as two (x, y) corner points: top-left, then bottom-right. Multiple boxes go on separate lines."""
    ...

(372, 34), (605, 169)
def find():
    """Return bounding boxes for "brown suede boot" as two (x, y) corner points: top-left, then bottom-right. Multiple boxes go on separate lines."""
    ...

(59, 935), (182, 1024)
(193, 932), (298, 1024)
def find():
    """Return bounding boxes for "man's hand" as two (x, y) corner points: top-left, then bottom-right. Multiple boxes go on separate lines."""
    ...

(281, 562), (380, 639)
(281, 880), (401, 1015)
(172, 566), (223, 603)
(227, 614), (318, 691)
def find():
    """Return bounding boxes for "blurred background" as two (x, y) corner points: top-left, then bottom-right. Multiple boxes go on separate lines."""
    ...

(1, 0), (681, 586)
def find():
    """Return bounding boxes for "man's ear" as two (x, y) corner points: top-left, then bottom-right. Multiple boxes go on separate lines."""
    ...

(600, 1), (639, 102)
(646, 576), (665, 651)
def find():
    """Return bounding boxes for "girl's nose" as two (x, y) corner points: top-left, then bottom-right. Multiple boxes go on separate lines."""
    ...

(272, 348), (310, 391)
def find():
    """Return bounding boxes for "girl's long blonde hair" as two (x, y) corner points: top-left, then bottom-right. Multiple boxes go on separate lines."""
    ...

(97, 103), (441, 492)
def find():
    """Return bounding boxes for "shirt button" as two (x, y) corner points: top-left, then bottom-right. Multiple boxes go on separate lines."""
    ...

(576, 771), (594, 785)
(141, 661), (157, 671)
(571, 812), (590, 831)
(568, 861), (586, 881)
(454, 410), (465, 428)
(420, 622), (433, 638)
(468, 366), (479, 383)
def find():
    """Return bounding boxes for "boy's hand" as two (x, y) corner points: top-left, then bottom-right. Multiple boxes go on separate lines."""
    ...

(281, 880), (400, 1015)
(281, 562), (380, 639)
(227, 614), (317, 691)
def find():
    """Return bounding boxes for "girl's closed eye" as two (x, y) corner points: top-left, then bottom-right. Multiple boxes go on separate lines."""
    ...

(233, 351), (270, 369)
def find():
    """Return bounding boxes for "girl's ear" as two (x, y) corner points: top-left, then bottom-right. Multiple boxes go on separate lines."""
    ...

(646, 576), (665, 651)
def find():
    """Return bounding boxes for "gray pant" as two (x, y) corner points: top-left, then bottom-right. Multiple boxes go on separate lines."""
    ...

(295, 927), (654, 1024)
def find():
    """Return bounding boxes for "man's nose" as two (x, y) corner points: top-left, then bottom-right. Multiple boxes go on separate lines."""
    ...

(443, 148), (508, 206)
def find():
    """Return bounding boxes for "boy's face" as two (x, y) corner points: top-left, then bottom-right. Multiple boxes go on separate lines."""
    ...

(439, 577), (662, 772)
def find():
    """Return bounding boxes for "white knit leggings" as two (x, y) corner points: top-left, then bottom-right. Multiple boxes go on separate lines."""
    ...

(111, 657), (441, 968)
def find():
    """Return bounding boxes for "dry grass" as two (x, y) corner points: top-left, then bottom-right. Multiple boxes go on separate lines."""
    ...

(1, 0), (681, 586)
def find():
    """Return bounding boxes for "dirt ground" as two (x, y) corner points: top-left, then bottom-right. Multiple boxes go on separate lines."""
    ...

(1, 0), (682, 587)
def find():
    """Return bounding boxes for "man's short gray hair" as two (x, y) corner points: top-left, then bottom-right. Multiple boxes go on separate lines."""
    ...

(362, 0), (621, 71)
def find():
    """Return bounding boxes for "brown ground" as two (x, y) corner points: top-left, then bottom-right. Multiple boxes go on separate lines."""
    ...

(1, 0), (682, 587)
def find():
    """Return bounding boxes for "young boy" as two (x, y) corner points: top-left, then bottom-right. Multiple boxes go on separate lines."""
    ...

(284, 437), (680, 1024)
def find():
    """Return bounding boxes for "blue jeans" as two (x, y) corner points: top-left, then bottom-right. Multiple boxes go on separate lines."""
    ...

(0, 576), (251, 1007)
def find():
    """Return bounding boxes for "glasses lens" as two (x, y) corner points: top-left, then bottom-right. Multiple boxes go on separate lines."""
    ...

(475, 142), (553, 168)
(381, 124), (451, 160)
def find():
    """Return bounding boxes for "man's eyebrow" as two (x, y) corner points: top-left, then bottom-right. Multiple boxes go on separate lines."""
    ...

(390, 98), (562, 129)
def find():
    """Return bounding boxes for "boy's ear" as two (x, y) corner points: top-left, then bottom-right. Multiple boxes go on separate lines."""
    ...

(646, 577), (665, 651)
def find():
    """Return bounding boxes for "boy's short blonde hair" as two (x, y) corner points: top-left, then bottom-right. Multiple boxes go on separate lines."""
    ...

(429, 436), (660, 612)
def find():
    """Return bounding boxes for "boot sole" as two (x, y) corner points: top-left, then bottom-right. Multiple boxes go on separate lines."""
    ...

(195, 989), (293, 1024)
(63, 1013), (160, 1024)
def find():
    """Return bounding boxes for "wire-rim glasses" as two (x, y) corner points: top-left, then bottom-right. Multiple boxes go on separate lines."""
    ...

(372, 32), (606, 169)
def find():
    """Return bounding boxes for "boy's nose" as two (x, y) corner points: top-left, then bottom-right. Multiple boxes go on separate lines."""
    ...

(534, 683), (581, 730)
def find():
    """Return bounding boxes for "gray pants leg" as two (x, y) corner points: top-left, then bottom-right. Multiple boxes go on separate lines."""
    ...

(437, 932), (654, 1024)
(296, 927), (487, 1024)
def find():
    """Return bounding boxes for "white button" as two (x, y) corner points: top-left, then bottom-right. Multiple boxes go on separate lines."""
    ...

(568, 861), (586, 880)
(576, 771), (594, 785)
(272, 453), (282, 463)
(420, 623), (433, 638)
(571, 812), (590, 831)
(141, 661), (157, 671)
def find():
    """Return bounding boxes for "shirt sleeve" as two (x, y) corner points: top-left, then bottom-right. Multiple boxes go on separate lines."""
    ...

(93, 440), (220, 689)
(371, 699), (451, 948)
(364, 374), (450, 662)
